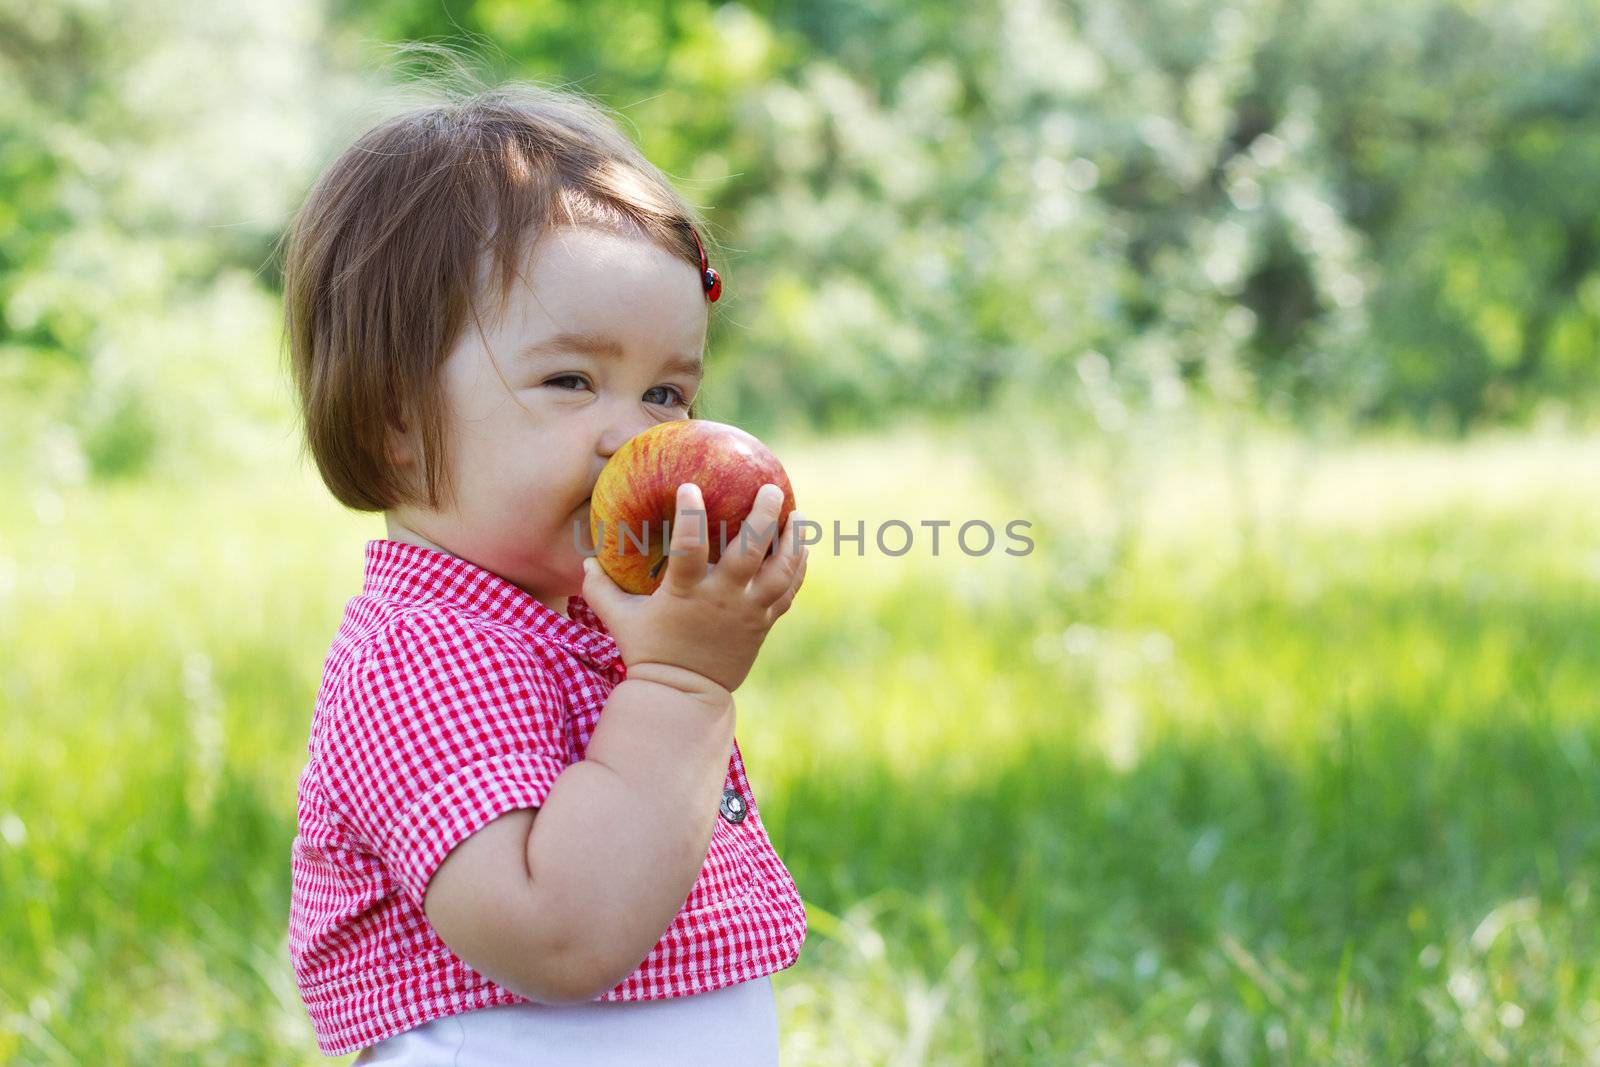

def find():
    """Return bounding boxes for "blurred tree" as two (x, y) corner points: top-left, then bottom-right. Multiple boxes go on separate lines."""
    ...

(3, 0), (1597, 487)
(328, 0), (1595, 437)
(0, 0), (379, 485)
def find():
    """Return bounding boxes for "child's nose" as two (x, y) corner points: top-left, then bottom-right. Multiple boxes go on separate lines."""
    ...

(596, 413), (657, 458)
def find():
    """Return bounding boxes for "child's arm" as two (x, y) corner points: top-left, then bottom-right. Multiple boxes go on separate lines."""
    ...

(423, 669), (735, 1005)
(423, 482), (806, 1005)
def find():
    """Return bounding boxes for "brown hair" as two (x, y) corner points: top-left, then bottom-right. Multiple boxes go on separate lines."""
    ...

(278, 71), (718, 514)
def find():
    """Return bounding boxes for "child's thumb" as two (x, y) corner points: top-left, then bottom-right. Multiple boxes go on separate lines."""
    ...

(581, 557), (616, 608)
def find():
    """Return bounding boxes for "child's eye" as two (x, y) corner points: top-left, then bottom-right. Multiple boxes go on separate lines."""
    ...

(644, 385), (690, 407)
(545, 375), (589, 391)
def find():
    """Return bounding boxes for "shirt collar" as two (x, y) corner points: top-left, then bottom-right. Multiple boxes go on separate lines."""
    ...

(361, 538), (622, 673)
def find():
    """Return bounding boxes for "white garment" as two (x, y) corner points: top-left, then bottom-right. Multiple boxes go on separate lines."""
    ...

(352, 975), (779, 1066)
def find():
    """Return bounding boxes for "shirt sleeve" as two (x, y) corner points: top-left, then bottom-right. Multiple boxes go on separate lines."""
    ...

(314, 611), (571, 910)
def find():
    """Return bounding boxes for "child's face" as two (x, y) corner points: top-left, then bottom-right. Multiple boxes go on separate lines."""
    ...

(385, 224), (707, 609)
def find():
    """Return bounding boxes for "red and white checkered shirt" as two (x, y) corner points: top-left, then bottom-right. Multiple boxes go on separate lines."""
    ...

(288, 538), (807, 1056)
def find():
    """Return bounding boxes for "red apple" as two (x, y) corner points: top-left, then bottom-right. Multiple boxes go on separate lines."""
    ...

(589, 419), (797, 595)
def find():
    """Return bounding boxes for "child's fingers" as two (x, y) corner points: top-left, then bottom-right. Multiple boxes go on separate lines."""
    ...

(714, 484), (784, 589)
(767, 542), (808, 618)
(580, 555), (624, 619)
(751, 508), (805, 604)
(660, 483), (710, 595)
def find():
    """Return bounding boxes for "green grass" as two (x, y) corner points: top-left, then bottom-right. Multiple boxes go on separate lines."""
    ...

(1, 418), (1597, 1064)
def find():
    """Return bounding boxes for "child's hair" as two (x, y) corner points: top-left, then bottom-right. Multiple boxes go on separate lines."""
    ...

(279, 63), (717, 514)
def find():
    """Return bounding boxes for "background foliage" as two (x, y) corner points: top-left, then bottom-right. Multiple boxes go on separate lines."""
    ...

(3, 0), (1598, 492)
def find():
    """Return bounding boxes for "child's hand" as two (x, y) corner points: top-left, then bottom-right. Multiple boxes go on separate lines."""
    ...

(580, 482), (808, 695)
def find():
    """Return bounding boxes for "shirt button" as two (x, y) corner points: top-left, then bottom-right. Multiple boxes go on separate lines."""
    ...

(719, 787), (748, 824)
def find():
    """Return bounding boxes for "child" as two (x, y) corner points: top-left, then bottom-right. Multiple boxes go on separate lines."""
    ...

(281, 81), (810, 1064)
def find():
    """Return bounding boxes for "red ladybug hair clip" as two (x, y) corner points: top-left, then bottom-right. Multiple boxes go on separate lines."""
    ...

(690, 226), (722, 302)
